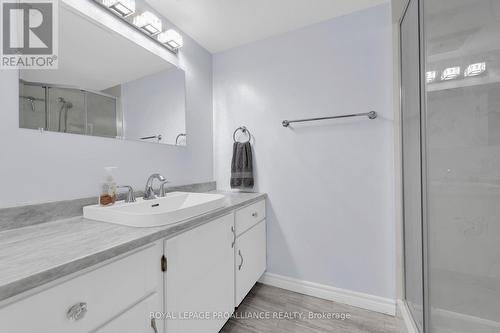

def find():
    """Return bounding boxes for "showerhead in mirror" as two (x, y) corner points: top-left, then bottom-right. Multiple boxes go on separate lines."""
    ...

(57, 97), (73, 109)
(57, 97), (74, 132)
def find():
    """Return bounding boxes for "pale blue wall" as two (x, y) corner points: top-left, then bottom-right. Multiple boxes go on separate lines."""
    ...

(213, 4), (395, 299)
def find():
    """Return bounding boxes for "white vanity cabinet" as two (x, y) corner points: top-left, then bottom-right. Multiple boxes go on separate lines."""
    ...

(234, 201), (267, 306)
(0, 242), (164, 333)
(162, 199), (267, 333)
(0, 198), (267, 333)
(164, 213), (235, 333)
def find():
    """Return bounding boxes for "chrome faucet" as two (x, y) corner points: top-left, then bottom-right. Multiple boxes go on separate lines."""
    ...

(144, 174), (166, 200)
(118, 185), (136, 203)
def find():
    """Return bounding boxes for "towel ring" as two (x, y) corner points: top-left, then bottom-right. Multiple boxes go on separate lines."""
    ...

(233, 126), (251, 143)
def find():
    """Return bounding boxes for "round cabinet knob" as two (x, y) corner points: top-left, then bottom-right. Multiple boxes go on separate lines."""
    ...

(67, 302), (88, 321)
(252, 212), (258, 217)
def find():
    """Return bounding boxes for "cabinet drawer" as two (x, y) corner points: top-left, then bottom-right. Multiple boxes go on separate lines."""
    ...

(235, 220), (267, 306)
(235, 200), (265, 236)
(0, 243), (162, 333)
(95, 292), (162, 333)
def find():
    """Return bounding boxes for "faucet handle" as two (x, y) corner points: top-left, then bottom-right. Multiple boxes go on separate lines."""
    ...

(159, 181), (170, 197)
(118, 185), (136, 203)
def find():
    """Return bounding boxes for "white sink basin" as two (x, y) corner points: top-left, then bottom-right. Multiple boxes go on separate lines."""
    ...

(83, 192), (226, 228)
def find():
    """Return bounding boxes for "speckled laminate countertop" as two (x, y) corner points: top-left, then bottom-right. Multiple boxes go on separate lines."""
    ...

(0, 191), (266, 302)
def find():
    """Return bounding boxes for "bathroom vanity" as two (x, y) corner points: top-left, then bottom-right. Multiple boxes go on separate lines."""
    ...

(0, 193), (266, 333)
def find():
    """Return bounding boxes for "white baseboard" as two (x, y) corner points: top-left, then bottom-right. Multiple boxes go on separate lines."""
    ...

(259, 272), (396, 316)
(397, 300), (420, 333)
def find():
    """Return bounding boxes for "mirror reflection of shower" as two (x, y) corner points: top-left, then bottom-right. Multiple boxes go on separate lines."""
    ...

(19, 94), (48, 130)
(21, 96), (37, 112)
(20, 95), (45, 113)
(57, 97), (73, 133)
(19, 80), (119, 138)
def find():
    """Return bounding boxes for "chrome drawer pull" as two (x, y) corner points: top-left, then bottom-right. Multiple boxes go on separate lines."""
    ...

(67, 302), (87, 321)
(231, 226), (236, 248)
(238, 250), (244, 270)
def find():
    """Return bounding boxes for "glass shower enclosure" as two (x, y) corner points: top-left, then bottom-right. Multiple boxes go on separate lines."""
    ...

(401, 0), (500, 332)
(19, 80), (120, 138)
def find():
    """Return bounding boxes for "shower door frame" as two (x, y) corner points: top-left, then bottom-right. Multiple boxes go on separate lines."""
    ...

(398, 0), (430, 331)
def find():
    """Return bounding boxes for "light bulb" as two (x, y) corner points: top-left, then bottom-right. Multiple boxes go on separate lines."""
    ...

(102, 0), (135, 17)
(441, 67), (461, 81)
(426, 71), (437, 83)
(464, 62), (486, 77)
(133, 11), (162, 35)
(158, 29), (184, 49)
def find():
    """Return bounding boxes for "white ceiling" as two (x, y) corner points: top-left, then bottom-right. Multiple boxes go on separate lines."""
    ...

(147, 0), (388, 53)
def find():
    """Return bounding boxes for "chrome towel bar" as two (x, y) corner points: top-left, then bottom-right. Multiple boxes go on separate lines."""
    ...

(140, 135), (162, 141)
(282, 111), (377, 127)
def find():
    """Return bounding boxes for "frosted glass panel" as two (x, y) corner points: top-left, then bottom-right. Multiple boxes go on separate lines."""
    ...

(425, 0), (500, 331)
(87, 93), (118, 138)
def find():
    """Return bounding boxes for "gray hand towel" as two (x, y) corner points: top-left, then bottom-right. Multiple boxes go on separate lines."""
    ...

(231, 141), (254, 189)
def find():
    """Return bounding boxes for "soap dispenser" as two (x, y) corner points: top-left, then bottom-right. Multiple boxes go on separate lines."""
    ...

(99, 167), (117, 206)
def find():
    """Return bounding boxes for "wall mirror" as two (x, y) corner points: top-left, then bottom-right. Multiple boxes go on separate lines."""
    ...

(19, 3), (187, 146)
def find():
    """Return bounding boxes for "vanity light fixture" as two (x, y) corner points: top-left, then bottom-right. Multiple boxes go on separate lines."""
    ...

(158, 29), (184, 50)
(426, 71), (437, 83)
(464, 62), (486, 77)
(102, 0), (135, 17)
(441, 66), (461, 81)
(95, 0), (181, 54)
(133, 11), (162, 35)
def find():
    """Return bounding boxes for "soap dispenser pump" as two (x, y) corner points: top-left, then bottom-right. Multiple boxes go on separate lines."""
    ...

(99, 167), (117, 206)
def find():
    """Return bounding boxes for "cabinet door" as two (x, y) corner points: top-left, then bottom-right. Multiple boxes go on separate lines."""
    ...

(235, 220), (266, 306)
(95, 293), (163, 333)
(164, 214), (235, 333)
